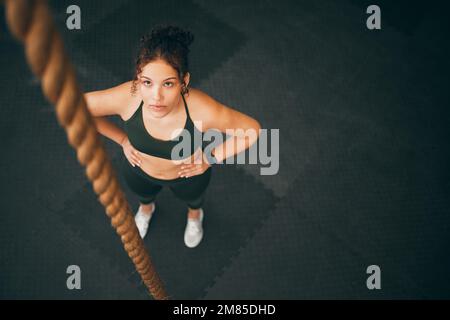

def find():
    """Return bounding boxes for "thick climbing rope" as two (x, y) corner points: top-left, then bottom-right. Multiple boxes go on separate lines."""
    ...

(3, 0), (168, 300)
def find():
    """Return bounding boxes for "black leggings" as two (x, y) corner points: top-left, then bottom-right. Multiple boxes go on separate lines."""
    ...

(119, 155), (212, 209)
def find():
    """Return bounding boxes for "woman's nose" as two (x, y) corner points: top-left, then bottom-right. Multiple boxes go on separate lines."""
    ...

(152, 87), (162, 101)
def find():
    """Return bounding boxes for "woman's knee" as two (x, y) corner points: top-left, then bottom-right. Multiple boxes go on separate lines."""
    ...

(139, 196), (157, 205)
(170, 171), (211, 200)
(186, 195), (206, 209)
(170, 180), (210, 208)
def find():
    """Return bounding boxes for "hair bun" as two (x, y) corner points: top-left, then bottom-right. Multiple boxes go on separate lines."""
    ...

(140, 34), (150, 44)
(146, 24), (194, 49)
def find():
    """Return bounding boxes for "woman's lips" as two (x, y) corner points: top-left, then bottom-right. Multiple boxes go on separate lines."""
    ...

(149, 104), (166, 111)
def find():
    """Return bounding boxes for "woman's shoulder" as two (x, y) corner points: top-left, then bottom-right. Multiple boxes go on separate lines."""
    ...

(113, 80), (142, 120)
(85, 80), (139, 119)
(185, 87), (214, 106)
(185, 87), (223, 130)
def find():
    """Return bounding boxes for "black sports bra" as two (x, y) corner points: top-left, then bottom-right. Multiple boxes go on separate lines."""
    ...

(124, 93), (203, 160)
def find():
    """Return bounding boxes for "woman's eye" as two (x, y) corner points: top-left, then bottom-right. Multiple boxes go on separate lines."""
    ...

(141, 81), (173, 87)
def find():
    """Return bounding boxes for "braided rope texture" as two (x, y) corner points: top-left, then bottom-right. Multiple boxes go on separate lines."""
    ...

(3, 0), (169, 300)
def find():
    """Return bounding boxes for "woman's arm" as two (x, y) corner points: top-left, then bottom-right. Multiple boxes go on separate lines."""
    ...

(84, 81), (133, 146)
(210, 109), (261, 163)
(190, 89), (262, 163)
(92, 117), (127, 146)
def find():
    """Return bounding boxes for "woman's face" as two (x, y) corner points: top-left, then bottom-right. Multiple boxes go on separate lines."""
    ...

(138, 59), (186, 118)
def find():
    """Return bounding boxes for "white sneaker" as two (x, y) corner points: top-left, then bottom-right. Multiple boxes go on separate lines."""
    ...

(184, 208), (204, 248)
(134, 203), (155, 239)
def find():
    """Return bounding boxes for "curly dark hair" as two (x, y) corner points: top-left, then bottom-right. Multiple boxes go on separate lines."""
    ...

(131, 24), (194, 95)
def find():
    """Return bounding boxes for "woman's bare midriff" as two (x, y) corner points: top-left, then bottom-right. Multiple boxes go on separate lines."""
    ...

(135, 147), (202, 180)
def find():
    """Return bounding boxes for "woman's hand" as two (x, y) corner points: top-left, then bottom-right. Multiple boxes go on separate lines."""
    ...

(177, 149), (211, 178)
(121, 136), (142, 167)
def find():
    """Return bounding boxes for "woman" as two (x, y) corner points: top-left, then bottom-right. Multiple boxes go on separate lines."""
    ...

(84, 25), (261, 248)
